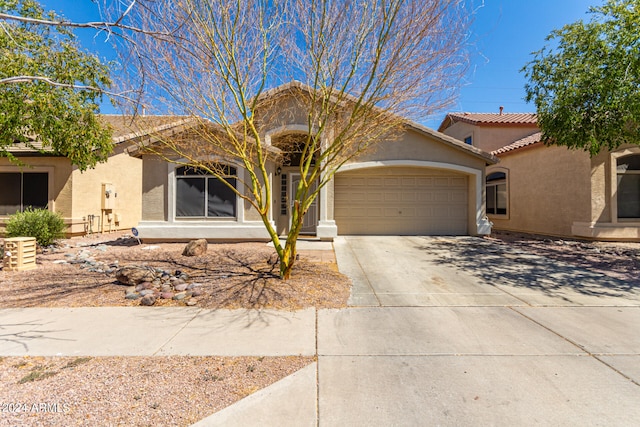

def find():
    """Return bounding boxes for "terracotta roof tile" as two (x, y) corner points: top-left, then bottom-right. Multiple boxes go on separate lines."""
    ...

(492, 132), (541, 155)
(438, 112), (538, 131)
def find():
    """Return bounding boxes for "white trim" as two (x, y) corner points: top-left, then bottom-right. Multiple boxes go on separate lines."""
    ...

(336, 160), (490, 235)
(610, 147), (640, 224)
(168, 160), (243, 224)
(264, 124), (313, 146)
(486, 166), (510, 220)
(136, 221), (273, 241)
(337, 160), (481, 176)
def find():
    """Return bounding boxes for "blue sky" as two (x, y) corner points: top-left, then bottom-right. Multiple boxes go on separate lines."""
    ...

(41, 0), (602, 129)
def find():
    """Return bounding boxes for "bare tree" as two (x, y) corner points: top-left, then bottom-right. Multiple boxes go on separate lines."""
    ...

(110, 0), (469, 279)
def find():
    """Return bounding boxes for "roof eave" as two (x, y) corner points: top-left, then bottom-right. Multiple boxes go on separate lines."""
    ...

(404, 120), (499, 165)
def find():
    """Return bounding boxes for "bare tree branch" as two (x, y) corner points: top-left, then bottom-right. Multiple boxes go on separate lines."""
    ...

(0, 75), (141, 104)
(0, 11), (170, 39)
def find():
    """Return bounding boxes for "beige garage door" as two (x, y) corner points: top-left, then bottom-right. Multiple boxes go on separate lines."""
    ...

(334, 168), (468, 235)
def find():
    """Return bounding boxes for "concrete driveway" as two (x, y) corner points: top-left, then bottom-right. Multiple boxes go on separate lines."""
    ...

(315, 235), (640, 426)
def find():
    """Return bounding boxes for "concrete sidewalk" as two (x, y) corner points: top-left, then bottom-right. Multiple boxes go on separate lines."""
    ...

(2, 235), (640, 426)
(0, 307), (316, 357)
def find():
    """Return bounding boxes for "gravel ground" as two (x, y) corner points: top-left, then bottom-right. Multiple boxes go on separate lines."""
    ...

(0, 232), (345, 426)
(0, 233), (351, 309)
(488, 230), (640, 284)
(0, 355), (313, 427)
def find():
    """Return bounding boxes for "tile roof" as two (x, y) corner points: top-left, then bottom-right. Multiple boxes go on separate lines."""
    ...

(438, 112), (538, 131)
(492, 132), (541, 155)
(7, 115), (192, 154)
(100, 115), (192, 142)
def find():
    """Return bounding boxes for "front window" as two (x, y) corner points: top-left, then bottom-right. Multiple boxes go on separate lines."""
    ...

(617, 154), (640, 219)
(0, 172), (48, 215)
(175, 165), (237, 218)
(486, 171), (507, 215)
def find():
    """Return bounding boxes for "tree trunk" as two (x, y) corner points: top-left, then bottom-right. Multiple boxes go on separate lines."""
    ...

(279, 200), (304, 279)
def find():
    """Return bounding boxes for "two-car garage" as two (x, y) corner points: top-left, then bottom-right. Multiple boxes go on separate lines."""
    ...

(334, 167), (469, 235)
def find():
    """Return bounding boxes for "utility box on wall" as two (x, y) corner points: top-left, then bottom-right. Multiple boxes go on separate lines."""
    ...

(102, 183), (117, 210)
(3, 237), (37, 272)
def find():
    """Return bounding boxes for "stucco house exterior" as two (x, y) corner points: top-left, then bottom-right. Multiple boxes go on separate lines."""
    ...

(439, 112), (640, 241)
(129, 83), (497, 242)
(0, 115), (188, 236)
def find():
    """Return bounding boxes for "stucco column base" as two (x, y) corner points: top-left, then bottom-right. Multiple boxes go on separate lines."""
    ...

(476, 217), (493, 235)
(316, 220), (338, 241)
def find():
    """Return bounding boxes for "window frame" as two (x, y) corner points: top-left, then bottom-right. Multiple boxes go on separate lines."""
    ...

(615, 153), (640, 221)
(0, 168), (53, 216)
(485, 169), (508, 218)
(173, 164), (238, 220)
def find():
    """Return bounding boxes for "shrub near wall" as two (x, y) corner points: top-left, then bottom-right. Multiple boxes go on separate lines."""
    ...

(5, 208), (67, 247)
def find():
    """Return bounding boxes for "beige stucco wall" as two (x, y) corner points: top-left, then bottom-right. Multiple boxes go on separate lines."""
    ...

(0, 156), (73, 235)
(569, 144), (640, 240)
(70, 145), (142, 234)
(350, 129), (488, 172)
(443, 122), (539, 153)
(489, 145), (592, 237)
(589, 149), (611, 224)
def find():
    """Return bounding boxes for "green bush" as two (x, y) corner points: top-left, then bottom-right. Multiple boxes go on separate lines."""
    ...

(5, 208), (67, 247)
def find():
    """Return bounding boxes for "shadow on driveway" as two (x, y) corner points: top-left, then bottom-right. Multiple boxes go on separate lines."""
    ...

(414, 236), (640, 301)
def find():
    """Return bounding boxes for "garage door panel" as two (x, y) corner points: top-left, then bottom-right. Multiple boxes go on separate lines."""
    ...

(451, 177), (467, 187)
(335, 169), (468, 235)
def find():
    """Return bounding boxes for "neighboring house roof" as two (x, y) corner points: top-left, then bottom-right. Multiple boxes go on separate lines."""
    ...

(437, 112), (538, 132)
(7, 115), (192, 155)
(100, 115), (193, 144)
(492, 132), (542, 156)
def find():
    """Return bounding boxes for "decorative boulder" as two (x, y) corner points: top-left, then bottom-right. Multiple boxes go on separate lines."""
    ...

(182, 239), (208, 257)
(140, 295), (157, 306)
(115, 265), (156, 285)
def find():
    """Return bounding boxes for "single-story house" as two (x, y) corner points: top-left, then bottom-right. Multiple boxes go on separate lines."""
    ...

(129, 82), (498, 241)
(0, 115), (189, 236)
(439, 112), (640, 241)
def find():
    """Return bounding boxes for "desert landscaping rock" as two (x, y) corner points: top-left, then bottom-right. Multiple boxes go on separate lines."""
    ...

(51, 242), (208, 306)
(182, 239), (208, 257)
(115, 265), (156, 285)
(140, 295), (157, 306)
(173, 292), (187, 301)
(113, 268), (206, 305)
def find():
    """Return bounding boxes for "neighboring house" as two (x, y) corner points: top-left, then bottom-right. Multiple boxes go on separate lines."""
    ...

(128, 82), (497, 242)
(439, 112), (640, 241)
(0, 115), (189, 237)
